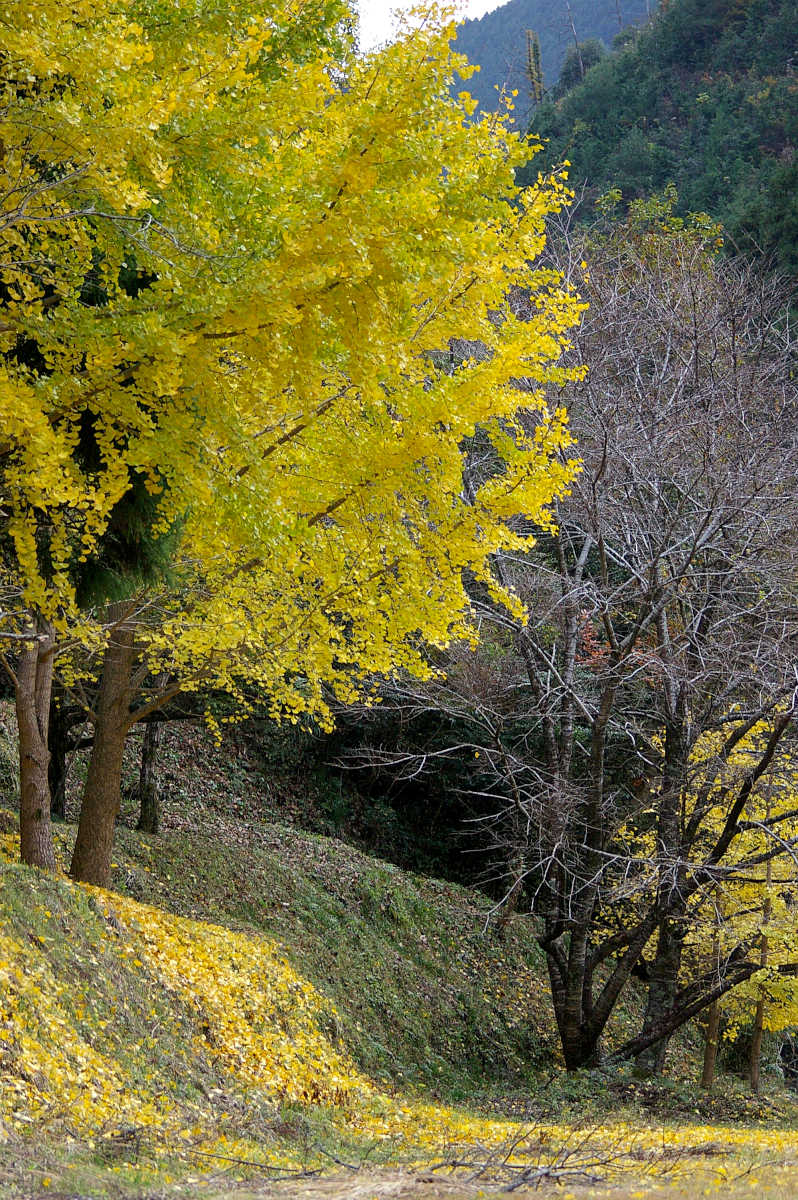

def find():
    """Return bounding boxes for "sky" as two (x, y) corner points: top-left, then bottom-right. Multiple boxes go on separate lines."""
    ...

(357, 0), (502, 51)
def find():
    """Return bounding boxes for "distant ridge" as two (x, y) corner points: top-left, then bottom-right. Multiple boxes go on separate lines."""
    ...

(453, 0), (656, 123)
(527, 0), (798, 274)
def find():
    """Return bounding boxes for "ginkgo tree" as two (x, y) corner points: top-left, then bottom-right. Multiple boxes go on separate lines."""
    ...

(0, 0), (583, 882)
(677, 731), (798, 1090)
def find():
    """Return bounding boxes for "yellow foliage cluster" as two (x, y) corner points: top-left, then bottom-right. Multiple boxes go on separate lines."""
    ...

(1, 0), (583, 730)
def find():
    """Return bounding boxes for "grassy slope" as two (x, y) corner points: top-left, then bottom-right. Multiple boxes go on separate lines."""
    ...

(3, 820), (798, 1200)
(3, 719), (798, 1196)
(0, 822), (563, 1194)
(4, 809), (562, 1098)
(59, 718), (676, 1096)
(0, 716), (777, 1107)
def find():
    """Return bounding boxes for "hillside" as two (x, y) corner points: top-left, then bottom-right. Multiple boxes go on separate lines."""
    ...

(2, 801), (798, 1198)
(452, 0), (656, 123)
(3, 715), (798, 1195)
(0, 845), (545, 1197)
(524, 0), (798, 273)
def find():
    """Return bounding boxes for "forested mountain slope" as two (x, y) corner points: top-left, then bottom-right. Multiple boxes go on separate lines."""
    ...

(453, 0), (656, 121)
(524, 0), (798, 272)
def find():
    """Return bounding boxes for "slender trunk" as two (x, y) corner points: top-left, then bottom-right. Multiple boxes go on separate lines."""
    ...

(136, 718), (163, 835)
(750, 998), (765, 1095)
(564, 0), (585, 78)
(750, 832), (772, 1094)
(700, 999), (721, 1088)
(70, 613), (136, 887)
(15, 620), (56, 870)
(698, 907), (722, 1089)
(48, 694), (72, 821)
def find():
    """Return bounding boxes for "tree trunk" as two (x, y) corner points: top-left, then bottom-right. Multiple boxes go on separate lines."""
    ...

(70, 613), (136, 887)
(136, 718), (163, 835)
(637, 696), (688, 1076)
(750, 840), (772, 1094)
(700, 897), (722, 1089)
(545, 929), (604, 1071)
(564, 0), (585, 78)
(15, 620), (56, 870)
(700, 999), (721, 1088)
(750, 998), (765, 1095)
(48, 693), (72, 821)
(635, 917), (683, 1075)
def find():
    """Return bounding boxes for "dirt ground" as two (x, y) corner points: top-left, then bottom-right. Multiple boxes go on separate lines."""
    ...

(4, 1163), (795, 1200)
(186, 1163), (794, 1200)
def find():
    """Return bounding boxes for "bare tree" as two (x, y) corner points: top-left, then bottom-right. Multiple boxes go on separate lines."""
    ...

(563, 1), (585, 80)
(347, 213), (798, 1071)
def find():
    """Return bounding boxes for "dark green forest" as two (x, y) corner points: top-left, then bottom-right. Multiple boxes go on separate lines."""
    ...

(453, 0), (657, 122)
(523, 0), (798, 272)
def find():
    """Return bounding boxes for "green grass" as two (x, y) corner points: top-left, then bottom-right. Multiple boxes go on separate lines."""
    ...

(102, 817), (559, 1097)
(2, 716), (798, 1198)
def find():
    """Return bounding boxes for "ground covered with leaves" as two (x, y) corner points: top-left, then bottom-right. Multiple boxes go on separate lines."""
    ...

(2, 721), (798, 1196)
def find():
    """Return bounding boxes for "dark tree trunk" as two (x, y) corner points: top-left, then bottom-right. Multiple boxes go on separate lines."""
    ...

(70, 613), (136, 887)
(700, 999), (721, 1089)
(544, 922), (607, 1071)
(636, 692), (688, 1076)
(136, 718), (163, 834)
(635, 917), (683, 1075)
(48, 693), (72, 821)
(561, 930), (596, 1070)
(15, 621), (56, 870)
(546, 952), (601, 1071)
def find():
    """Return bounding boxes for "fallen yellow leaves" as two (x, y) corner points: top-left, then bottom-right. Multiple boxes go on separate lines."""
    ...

(2, 857), (798, 1189)
(0, 867), (373, 1152)
(92, 888), (370, 1110)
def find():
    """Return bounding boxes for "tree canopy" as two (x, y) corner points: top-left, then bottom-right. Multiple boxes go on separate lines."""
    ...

(1, 0), (583, 879)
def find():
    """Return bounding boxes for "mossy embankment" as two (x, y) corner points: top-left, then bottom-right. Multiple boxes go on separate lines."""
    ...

(0, 807), (560, 1111)
(0, 825), (548, 1193)
(2, 817), (798, 1199)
